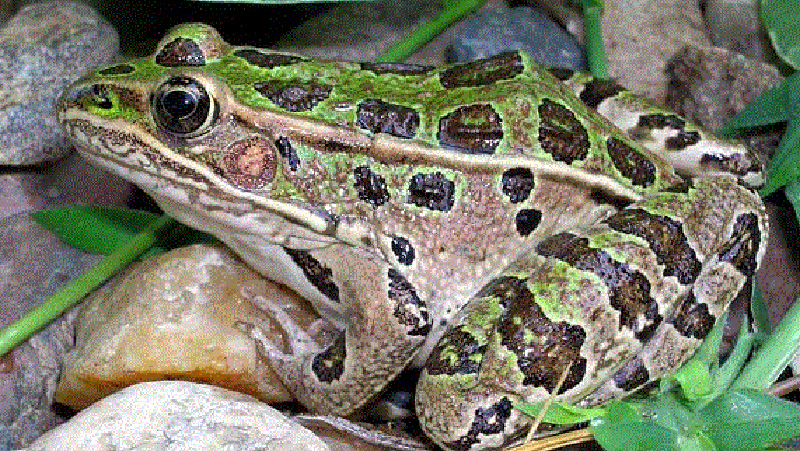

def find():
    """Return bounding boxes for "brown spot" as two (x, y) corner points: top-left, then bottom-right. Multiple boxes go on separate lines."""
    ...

(390, 236), (415, 266)
(388, 268), (429, 335)
(700, 153), (758, 177)
(515, 209), (542, 237)
(718, 212), (762, 276)
(284, 248), (340, 302)
(612, 357), (650, 391)
(666, 131), (701, 150)
(312, 332), (346, 383)
(501, 167), (534, 203)
(537, 99), (589, 163)
(606, 137), (657, 188)
(353, 166), (390, 207)
(536, 233), (661, 341)
(604, 208), (701, 284)
(670, 292), (715, 339)
(579, 79), (626, 109)
(275, 136), (300, 171)
(98, 64), (135, 76)
(360, 61), (434, 75)
(156, 38), (206, 67)
(356, 99), (419, 139)
(407, 172), (456, 211)
(254, 81), (332, 112)
(440, 52), (524, 89)
(233, 49), (305, 68)
(547, 67), (575, 80)
(635, 114), (701, 151)
(425, 328), (485, 377)
(443, 398), (514, 451)
(438, 104), (503, 155)
(494, 276), (587, 391)
(222, 136), (276, 190)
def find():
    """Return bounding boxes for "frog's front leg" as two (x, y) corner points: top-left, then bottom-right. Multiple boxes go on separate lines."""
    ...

(250, 243), (431, 415)
(416, 175), (767, 451)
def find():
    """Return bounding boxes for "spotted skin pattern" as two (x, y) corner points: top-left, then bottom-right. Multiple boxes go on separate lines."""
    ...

(57, 23), (768, 451)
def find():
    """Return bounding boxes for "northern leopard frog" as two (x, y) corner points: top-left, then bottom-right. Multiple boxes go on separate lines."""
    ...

(57, 23), (768, 451)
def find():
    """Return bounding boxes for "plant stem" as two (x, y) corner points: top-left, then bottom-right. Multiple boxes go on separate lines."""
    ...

(0, 215), (174, 357)
(374, 0), (487, 63)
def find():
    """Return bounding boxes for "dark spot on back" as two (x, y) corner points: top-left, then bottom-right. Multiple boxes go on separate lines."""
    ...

(357, 99), (419, 139)
(438, 104), (503, 155)
(501, 167), (535, 203)
(254, 81), (331, 112)
(440, 52), (524, 89)
(360, 61), (434, 75)
(156, 38), (205, 67)
(515, 209), (542, 236)
(580, 78), (626, 109)
(353, 166), (390, 207)
(234, 49), (305, 68)
(538, 99), (589, 163)
(606, 137), (657, 188)
(547, 67), (575, 80)
(408, 172), (455, 212)
(98, 64), (135, 75)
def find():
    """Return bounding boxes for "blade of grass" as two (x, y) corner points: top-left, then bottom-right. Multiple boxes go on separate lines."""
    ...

(0, 215), (175, 357)
(733, 295), (800, 391)
(373, 0), (487, 63)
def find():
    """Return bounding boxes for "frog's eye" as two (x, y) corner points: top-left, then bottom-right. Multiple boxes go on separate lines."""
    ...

(152, 76), (218, 137)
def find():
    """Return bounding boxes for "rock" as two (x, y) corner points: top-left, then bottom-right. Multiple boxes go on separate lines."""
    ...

(665, 44), (784, 132)
(0, 1), (118, 165)
(23, 381), (330, 451)
(274, 0), (442, 63)
(1, 212), (101, 449)
(56, 244), (324, 410)
(448, 6), (585, 69)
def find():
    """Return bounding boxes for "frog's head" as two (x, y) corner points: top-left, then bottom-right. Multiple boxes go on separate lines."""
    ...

(56, 23), (371, 246)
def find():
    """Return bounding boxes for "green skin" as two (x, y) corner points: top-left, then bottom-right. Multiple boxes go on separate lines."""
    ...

(57, 23), (768, 451)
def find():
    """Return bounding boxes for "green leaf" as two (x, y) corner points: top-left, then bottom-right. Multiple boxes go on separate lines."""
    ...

(718, 73), (800, 136)
(761, 0), (800, 69)
(700, 389), (800, 451)
(734, 295), (800, 391)
(760, 117), (800, 196)
(31, 206), (162, 254)
(591, 400), (678, 451)
(515, 400), (605, 425)
(30, 206), (218, 256)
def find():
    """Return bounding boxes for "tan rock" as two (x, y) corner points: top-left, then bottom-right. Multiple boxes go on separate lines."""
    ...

(56, 244), (322, 410)
(26, 381), (330, 451)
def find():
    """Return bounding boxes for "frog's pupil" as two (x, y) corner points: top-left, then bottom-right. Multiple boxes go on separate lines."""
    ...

(164, 89), (197, 119)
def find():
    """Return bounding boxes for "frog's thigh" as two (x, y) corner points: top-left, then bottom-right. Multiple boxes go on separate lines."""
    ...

(273, 244), (430, 415)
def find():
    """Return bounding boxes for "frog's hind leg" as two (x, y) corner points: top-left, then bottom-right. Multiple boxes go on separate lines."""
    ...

(247, 243), (431, 416)
(555, 69), (765, 188)
(416, 175), (767, 451)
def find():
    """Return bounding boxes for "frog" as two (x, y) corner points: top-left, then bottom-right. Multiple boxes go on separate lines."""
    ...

(56, 23), (768, 451)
